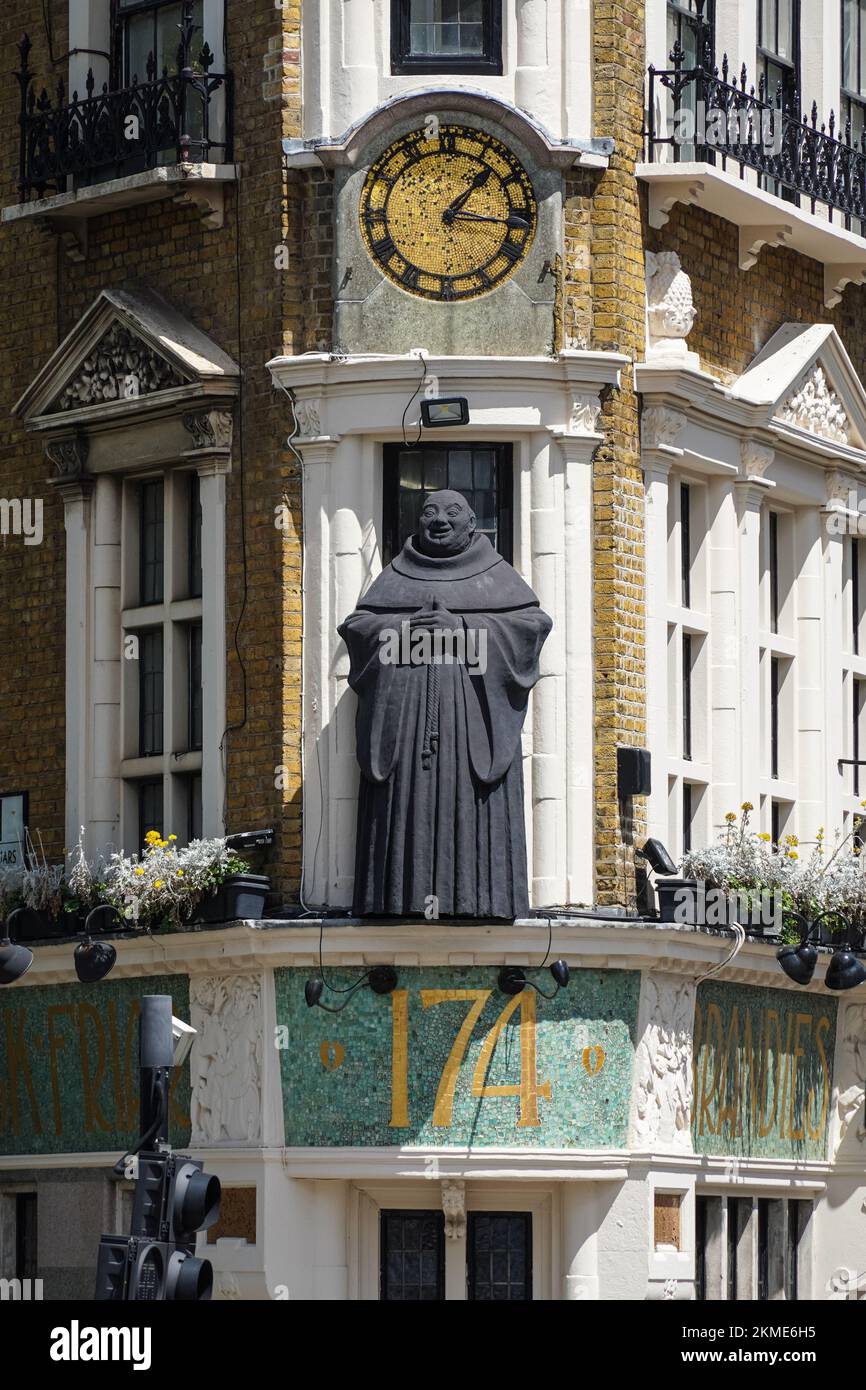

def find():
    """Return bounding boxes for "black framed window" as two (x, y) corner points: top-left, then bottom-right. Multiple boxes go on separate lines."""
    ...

(391, 0), (502, 75)
(139, 629), (164, 757)
(139, 480), (164, 606)
(843, 0), (866, 150)
(667, 0), (714, 64)
(682, 633), (693, 759)
(15, 1193), (37, 1282)
(695, 1195), (708, 1300)
(727, 1196), (750, 1300)
(771, 798), (782, 849)
(189, 623), (203, 752)
(138, 777), (164, 845)
(382, 443), (512, 565)
(770, 656), (780, 778)
(769, 511), (779, 634)
(757, 0), (800, 200)
(188, 772), (203, 843)
(855, 679), (865, 796)
(785, 1201), (808, 1301)
(683, 782), (693, 853)
(189, 473), (202, 599)
(113, 0), (205, 85)
(680, 483), (691, 608)
(380, 1210), (445, 1300)
(467, 1212), (532, 1301)
(853, 537), (861, 654)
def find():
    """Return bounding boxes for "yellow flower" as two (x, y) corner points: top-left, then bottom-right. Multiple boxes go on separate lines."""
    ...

(176, 870), (183, 877)
(725, 812), (737, 823)
(741, 802), (754, 813)
(784, 834), (799, 846)
(758, 832), (771, 841)
(168, 834), (177, 841)
(145, 830), (161, 844)
(786, 851), (799, 860)
(154, 879), (163, 889)
(134, 867), (145, 876)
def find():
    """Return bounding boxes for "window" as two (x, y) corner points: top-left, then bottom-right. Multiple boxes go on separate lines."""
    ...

(853, 537), (862, 655)
(382, 443), (512, 565)
(114, 0), (205, 86)
(380, 1210), (445, 1300)
(391, 1), (503, 75)
(697, 1194), (810, 1300)
(467, 1212), (532, 1300)
(769, 511), (779, 634)
(15, 1193), (37, 1282)
(757, 0), (800, 197)
(666, 3), (715, 161)
(842, 1), (866, 157)
(680, 482), (691, 608)
(682, 633), (693, 760)
(683, 782), (693, 852)
(855, 678), (865, 796)
(123, 470), (205, 850)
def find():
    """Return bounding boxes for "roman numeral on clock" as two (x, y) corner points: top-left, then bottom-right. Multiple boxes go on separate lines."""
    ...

(500, 239), (522, 262)
(372, 233), (397, 261)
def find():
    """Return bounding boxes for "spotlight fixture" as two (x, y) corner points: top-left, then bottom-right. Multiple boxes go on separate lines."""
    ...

(74, 905), (122, 984)
(304, 964), (398, 1013)
(497, 960), (570, 1000)
(0, 907), (34, 985)
(637, 838), (679, 877)
(420, 397), (470, 429)
(777, 910), (866, 992)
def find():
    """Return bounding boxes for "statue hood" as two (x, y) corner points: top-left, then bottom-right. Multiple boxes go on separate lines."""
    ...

(358, 533), (542, 613)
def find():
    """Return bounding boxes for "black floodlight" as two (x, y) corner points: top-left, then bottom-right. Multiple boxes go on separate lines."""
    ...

(421, 397), (470, 428)
(638, 838), (679, 876)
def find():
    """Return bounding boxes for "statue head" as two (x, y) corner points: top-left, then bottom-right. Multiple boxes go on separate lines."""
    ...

(416, 489), (476, 556)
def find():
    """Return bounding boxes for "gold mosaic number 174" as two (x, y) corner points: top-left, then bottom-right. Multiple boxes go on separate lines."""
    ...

(388, 988), (552, 1129)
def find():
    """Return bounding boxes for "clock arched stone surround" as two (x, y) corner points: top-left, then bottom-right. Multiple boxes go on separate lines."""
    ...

(332, 99), (563, 357)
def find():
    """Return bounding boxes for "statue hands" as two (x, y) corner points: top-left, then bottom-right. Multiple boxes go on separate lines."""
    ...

(410, 593), (461, 632)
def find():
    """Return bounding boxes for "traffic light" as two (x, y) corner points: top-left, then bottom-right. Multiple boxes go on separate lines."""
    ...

(95, 1151), (221, 1301)
(95, 995), (221, 1301)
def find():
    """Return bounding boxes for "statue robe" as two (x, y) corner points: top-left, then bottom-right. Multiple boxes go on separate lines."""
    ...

(338, 534), (551, 918)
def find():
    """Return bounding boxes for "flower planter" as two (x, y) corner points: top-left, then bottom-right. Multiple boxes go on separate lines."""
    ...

(656, 878), (701, 925)
(192, 874), (270, 924)
(6, 907), (65, 942)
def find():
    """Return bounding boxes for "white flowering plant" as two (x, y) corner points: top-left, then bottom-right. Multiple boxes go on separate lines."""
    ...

(682, 804), (866, 942)
(103, 831), (250, 931)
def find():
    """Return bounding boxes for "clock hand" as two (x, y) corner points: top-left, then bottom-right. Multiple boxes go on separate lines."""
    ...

(442, 168), (491, 224)
(448, 212), (530, 228)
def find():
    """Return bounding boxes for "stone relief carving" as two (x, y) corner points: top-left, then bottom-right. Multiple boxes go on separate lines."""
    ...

(780, 365), (850, 444)
(44, 433), (89, 479)
(632, 975), (695, 1152)
(441, 1180), (466, 1240)
(829, 1003), (866, 1160)
(642, 405), (686, 451)
(569, 393), (602, 436)
(183, 408), (234, 450)
(646, 250), (698, 364)
(293, 399), (321, 437)
(52, 321), (184, 412)
(740, 439), (774, 479)
(190, 974), (263, 1144)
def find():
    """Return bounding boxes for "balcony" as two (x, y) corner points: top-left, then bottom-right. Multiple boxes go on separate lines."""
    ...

(640, 45), (866, 306)
(2, 19), (234, 251)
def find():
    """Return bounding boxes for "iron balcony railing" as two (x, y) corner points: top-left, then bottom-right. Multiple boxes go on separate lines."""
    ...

(646, 42), (866, 229)
(13, 7), (232, 203)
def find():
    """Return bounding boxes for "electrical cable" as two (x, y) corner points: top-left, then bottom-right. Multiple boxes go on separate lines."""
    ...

(401, 351), (427, 447)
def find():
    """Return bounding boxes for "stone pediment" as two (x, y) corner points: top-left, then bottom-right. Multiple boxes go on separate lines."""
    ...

(14, 287), (239, 427)
(731, 323), (866, 451)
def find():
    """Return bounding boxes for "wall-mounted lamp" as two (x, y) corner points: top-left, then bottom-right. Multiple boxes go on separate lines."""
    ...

(420, 397), (469, 428)
(74, 905), (123, 983)
(0, 908), (34, 984)
(777, 910), (866, 991)
(304, 964), (399, 1013)
(497, 960), (569, 1000)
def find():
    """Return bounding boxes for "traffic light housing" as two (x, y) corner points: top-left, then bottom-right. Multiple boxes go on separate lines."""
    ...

(95, 1152), (221, 1301)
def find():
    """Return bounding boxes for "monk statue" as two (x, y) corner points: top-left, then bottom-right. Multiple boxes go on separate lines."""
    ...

(338, 489), (551, 918)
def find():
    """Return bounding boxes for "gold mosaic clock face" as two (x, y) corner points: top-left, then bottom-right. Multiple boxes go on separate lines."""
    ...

(359, 124), (537, 301)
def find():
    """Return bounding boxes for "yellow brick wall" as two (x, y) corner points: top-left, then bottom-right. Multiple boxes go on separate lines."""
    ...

(0, 0), (307, 900)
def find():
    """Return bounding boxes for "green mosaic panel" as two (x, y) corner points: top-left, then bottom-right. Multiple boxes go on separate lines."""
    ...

(275, 966), (640, 1148)
(693, 981), (837, 1161)
(0, 974), (191, 1155)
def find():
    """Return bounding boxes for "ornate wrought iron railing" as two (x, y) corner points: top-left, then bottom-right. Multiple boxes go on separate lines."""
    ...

(13, 6), (232, 202)
(646, 43), (866, 228)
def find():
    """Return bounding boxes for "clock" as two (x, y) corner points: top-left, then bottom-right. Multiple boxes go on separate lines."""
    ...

(359, 124), (537, 302)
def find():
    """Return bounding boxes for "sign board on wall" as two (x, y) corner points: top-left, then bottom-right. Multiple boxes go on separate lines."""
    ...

(0, 974), (191, 1155)
(275, 966), (641, 1147)
(0, 790), (27, 868)
(692, 980), (837, 1160)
